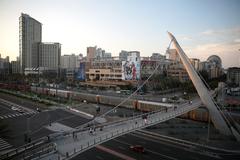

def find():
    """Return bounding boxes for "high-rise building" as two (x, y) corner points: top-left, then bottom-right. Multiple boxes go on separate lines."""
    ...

(19, 13), (42, 73)
(190, 58), (200, 71)
(11, 57), (20, 74)
(39, 43), (61, 70)
(119, 50), (129, 61)
(61, 54), (81, 69)
(87, 46), (96, 61)
(0, 54), (10, 75)
(227, 67), (240, 86)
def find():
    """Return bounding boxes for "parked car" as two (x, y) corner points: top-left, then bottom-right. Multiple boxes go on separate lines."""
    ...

(130, 145), (145, 153)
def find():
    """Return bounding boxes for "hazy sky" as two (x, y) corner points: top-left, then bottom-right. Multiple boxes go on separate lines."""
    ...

(0, 0), (240, 68)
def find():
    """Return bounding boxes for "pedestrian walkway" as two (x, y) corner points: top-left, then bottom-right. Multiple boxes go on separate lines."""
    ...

(46, 122), (74, 132)
(0, 138), (12, 154)
(38, 98), (202, 160)
(0, 111), (37, 120)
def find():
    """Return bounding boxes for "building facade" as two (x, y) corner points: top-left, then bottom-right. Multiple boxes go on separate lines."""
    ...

(0, 54), (10, 75)
(190, 58), (200, 71)
(19, 13), (42, 73)
(86, 59), (122, 81)
(140, 59), (169, 80)
(167, 49), (180, 62)
(227, 67), (240, 86)
(39, 43), (61, 70)
(87, 46), (96, 61)
(11, 57), (20, 74)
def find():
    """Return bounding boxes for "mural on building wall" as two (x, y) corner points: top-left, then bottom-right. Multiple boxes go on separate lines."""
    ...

(122, 59), (140, 80)
(76, 62), (85, 80)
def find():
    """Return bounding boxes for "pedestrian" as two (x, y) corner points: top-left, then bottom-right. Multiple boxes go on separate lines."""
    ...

(144, 118), (147, 125)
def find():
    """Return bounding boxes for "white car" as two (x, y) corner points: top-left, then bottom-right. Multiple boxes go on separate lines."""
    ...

(11, 106), (18, 111)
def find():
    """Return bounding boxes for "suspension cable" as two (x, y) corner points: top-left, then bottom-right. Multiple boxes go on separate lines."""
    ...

(196, 69), (235, 129)
(100, 39), (173, 118)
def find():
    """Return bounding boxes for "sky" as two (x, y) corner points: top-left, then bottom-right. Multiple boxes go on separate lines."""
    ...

(0, 0), (240, 68)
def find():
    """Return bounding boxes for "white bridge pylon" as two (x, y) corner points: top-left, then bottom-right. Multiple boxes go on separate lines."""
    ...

(167, 32), (232, 135)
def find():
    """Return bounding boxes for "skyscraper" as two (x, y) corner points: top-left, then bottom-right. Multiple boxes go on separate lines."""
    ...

(39, 43), (61, 70)
(19, 13), (42, 73)
(87, 46), (96, 61)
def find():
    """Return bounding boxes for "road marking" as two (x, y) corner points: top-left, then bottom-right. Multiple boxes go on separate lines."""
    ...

(96, 145), (136, 160)
(0, 138), (12, 151)
(113, 137), (178, 160)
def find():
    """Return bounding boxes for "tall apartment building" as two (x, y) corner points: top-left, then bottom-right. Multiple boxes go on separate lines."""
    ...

(19, 13), (42, 73)
(190, 58), (200, 71)
(0, 54), (10, 75)
(227, 67), (240, 86)
(39, 43), (61, 70)
(87, 46), (96, 61)
(119, 50), (129, 61)
(11, 57), (20, 74)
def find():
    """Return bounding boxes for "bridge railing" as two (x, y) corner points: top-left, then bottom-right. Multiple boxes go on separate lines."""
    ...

(62, 101), (201, 159)
(0, 136), (48, 160)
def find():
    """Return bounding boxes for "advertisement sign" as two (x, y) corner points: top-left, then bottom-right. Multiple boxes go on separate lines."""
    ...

(122, 54), (140, 80)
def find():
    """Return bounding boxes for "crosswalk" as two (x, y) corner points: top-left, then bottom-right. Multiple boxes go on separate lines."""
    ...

(0, 111), (37, 120)
(0, 138), (12, 153)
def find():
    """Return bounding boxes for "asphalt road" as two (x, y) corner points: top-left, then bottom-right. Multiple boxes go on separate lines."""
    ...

(1, 108), (91, 147)
(73, 131), (240, 160)
(0, 92), (92, 148)
(0, 92), (49, 111)
(0, 101), (17, 116)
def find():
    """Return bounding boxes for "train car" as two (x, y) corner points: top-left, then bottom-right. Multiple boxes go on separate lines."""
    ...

(56, 89), (71, 98)
(136, 100), (173, 112)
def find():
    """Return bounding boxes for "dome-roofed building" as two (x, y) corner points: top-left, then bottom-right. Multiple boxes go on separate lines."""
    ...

(205, 55), (223, 79)
(207, 55), (222, 68)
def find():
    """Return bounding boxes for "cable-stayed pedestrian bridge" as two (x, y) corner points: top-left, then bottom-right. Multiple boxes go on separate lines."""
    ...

(1, 32), (239, 160)
(46, 98), (202, 159)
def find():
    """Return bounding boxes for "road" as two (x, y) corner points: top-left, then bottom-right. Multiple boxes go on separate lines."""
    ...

(1, 91), (239, 160)
(0, 92), (92, 152)
(73, 130), (239, 160)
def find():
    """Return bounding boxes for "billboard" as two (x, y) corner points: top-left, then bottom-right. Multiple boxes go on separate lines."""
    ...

(76, 62), (85, 81)
(122, 54), (140, 80)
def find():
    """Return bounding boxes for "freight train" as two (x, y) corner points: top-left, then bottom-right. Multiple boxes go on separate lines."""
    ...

(0, 83), (30, 91)
(1, 83), (239, 123)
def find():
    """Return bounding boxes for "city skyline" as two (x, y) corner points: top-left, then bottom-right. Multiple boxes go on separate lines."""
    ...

(0, 0), (240, 68)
